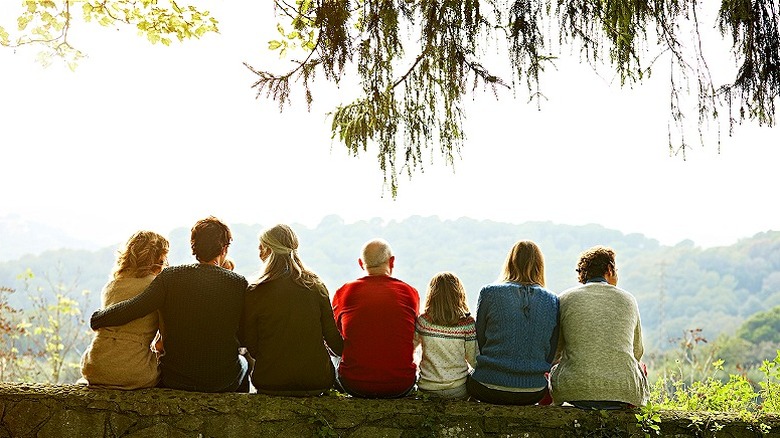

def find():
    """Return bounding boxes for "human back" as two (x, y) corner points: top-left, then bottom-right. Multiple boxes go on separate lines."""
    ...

(414, 272), (477, 399)
(549, 245), (648, 408)
(468, 240), (559, 405)
(81, 230), (168, 389)
(332, 238), (420, 398)
(241, 224), (343, 395)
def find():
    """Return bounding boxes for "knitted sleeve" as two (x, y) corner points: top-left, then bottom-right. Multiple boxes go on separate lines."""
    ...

(90, 271), (165, 329)
(475, 287), (488, 351)
(633, 308), (644, 361)
(547, 297), (560, 363)
(464, 317), (478, 368)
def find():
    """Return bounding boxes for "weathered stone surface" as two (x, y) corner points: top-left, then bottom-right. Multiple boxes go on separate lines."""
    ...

(4, 400), (51, 437)
(1, 383), (780, 437)
(350, 426), (404, 438)
(38, 409), (106, 438)
(109, 411), (137, 437)
(436, 420), (485, 437)
(124, 423), (192, 438)
(173, 415), (202, 431)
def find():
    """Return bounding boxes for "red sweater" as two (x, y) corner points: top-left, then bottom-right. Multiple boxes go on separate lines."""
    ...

(332, 275), (420, 395)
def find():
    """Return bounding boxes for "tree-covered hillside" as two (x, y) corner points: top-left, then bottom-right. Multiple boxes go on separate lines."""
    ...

(1, 216), (778, 356)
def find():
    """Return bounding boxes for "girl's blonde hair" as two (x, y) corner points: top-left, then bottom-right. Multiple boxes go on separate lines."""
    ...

(257, 224), (320, 289)
(500, 240), (546, 287)
(113, 231), (169, 279)
(424, 272), (470, 326)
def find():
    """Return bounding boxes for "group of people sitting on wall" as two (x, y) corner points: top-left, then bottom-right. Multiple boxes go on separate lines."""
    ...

(83, 216), (649, 408)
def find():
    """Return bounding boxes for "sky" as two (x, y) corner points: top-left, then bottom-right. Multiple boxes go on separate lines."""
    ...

(1, 1), (777, 252)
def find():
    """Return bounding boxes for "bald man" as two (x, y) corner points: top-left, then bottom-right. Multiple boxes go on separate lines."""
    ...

(332, 238), (420, 398)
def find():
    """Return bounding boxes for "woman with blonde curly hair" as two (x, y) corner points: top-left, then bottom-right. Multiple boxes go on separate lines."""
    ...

(240, 224), (343, 396)
(81, 230), (169, 389)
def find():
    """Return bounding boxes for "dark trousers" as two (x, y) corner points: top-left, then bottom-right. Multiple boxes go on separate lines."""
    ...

(466, 375), (548, 406)
(335, 375), (415, 399)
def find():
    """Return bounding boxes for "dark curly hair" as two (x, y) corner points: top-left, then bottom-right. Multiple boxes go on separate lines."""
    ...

(190, 216), (232, 262)
(576, 246), (615, 284)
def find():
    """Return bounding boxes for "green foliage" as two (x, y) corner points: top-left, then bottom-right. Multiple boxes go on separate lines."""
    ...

(0, 285), (35, 381)
(736, 306), (780, 344)
(12, 267), (95, 384)
(758, 352), (780, 413)
(0, 0), (218, 68)
(249, 1), (780, 195)
(570, 410), (629, 437)
(635, 402), (662, 438)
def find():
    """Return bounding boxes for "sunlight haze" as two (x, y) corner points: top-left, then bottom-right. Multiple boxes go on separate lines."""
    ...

(1, 1), (777, 252)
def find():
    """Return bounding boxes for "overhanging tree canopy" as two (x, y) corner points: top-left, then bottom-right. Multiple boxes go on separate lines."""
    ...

(3, 1), (778, 196)
(249, 0), (778, 195)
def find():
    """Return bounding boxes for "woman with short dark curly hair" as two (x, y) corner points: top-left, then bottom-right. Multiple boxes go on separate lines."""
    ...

(549, 245), (649, 409)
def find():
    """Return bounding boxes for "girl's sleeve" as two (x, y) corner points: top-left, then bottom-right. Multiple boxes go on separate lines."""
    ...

(465, 319), (478, 368)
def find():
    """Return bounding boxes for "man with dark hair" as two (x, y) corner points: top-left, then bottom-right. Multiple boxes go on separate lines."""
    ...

(332, 238), (420, 398)
(91, 216), (250, 393)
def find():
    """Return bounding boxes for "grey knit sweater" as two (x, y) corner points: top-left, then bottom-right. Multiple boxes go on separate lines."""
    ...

(549, 281), (649, 406)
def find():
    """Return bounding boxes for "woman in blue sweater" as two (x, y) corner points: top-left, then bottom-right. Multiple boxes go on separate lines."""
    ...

(467, 240), (559, 405)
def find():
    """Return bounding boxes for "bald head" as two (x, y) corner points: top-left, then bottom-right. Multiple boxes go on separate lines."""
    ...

(360, 238), (394, 275)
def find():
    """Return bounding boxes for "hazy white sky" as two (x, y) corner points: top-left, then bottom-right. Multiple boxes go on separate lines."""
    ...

(1, 2), (777, 250)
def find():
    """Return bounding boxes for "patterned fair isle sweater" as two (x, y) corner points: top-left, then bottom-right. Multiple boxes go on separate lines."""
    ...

(414, 314), (477, 391)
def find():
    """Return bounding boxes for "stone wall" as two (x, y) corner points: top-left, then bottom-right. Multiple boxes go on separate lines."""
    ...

(0, 383), (778, 437)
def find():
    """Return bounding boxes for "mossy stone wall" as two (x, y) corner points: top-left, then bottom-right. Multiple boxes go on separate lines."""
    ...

(0, 383), (778, 437)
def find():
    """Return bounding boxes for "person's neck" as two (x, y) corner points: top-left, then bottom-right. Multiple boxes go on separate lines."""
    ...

(366, 266), (391, 276)
(200, 256), (222, 266)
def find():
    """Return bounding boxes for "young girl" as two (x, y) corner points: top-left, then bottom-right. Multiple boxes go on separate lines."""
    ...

(414, 272), (477, 399)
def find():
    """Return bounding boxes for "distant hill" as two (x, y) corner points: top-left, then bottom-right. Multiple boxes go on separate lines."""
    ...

(0, 215), (101, 261)
(1, 215), (778, 353)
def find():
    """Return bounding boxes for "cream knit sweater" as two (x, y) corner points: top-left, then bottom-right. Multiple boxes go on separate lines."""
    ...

(414, 314), (477, 390)
(549, 281), (649, 406)
(81, 275), (160, 389)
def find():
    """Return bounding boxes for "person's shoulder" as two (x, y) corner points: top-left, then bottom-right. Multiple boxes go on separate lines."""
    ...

(459, 314), (476, 327)
(223, 269), (248, 287)
(479, 282), (511, 294)
(559, 283), (587, 297)
(389, 276), (417, 290)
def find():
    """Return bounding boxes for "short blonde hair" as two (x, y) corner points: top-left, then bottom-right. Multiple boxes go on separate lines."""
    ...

(113, 231), (169, 279)
(424, 272), (470, 326)
(500, 240), (546, 287)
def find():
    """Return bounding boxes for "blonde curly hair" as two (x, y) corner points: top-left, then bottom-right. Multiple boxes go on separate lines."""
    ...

(113, 231), (169, 279)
